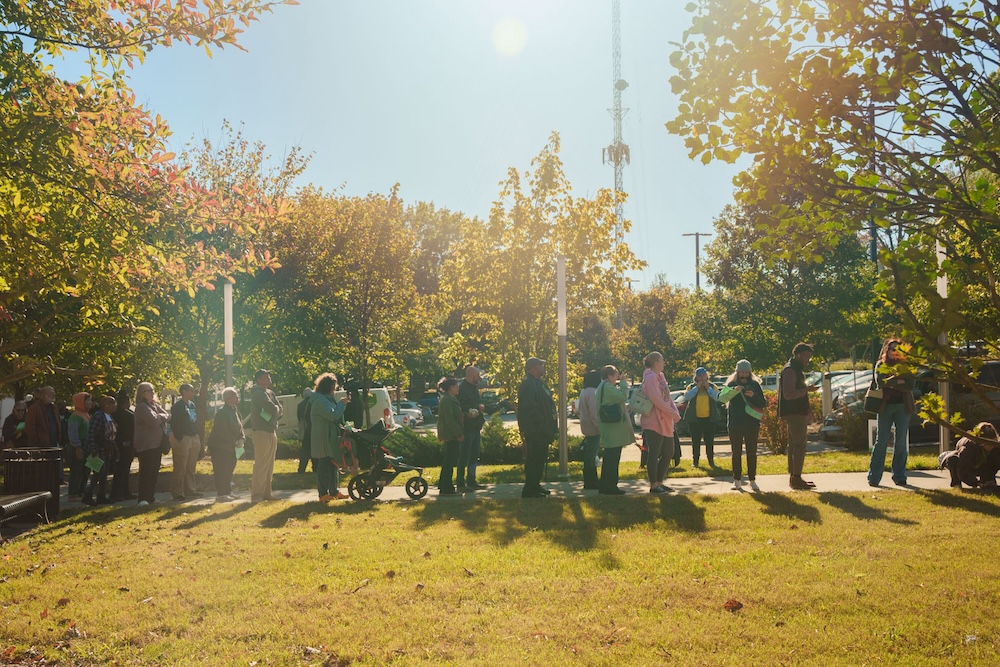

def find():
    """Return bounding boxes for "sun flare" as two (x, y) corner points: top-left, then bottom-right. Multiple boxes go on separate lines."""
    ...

(492, 18), (527, 57)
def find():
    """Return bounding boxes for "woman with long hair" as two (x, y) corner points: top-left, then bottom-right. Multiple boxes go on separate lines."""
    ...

(639, 352), (681, 494)
(867, 339), (916, 487)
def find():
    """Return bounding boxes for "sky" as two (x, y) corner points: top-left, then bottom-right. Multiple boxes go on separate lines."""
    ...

(116, 0), (745, 290)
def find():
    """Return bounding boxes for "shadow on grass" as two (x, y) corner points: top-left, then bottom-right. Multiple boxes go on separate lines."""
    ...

(256, 498), (378, 529)
(172, 502), (254, 530)
(407, 494), (709, 553)
(816, 492), (917, 525)
(913, 488), (1000, 516)
(749, 493), (822, 524)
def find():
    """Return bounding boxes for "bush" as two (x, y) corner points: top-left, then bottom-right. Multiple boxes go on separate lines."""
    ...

(480, 415), (523, 464)
(382, 429), (445, 467)
(758, 391), (823, 454)
(839, 408), (872, 451)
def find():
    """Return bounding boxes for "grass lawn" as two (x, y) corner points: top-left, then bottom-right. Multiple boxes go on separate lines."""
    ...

(2, 486), (999, 665)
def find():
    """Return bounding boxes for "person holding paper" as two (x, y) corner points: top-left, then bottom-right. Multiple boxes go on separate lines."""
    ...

(66, 393), (92, 500)
(206, 387), (244, 503)
(639, 352), (681, 494)
(81, 395), (118, 506)
(250, 369), (283, 502)
(133, 383), (170, 507)
(597, 365), (634, 495)
(681, 368), (722, 467)
(722, 360), (767, 491)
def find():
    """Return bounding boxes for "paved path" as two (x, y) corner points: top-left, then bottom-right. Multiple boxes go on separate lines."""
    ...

(56, 469), (954, 510)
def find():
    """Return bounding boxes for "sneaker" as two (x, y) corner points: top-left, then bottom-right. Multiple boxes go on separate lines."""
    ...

(319, 493), (335, 502)
(749, 480), (760, 492)
(468, 482), (487, 490)
(334, 492), (350, 500)
(537, 486), (551, 496)
(650, 485), (669, 495)
(216, 495), (236, 503)
(137, 500), (150, 507)
(731, 479), (743, 491)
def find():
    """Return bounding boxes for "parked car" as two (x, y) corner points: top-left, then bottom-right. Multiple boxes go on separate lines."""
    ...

(416, 394), (439, 416)
(482, 391), (513, 415)
(391, 411), (415, 428)
(393, 405), (423, 427)
(394, 400), (431, 422)
(567, 399), (578, 419)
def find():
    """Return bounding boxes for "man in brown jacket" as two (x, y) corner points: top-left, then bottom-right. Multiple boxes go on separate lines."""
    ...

(25, 386), (61, 448)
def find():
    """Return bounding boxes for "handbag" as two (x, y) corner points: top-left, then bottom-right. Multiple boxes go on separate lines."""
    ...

(863, 378), (883, 414)
(598, 384), (623, 423)
(627, 388), (653, 416)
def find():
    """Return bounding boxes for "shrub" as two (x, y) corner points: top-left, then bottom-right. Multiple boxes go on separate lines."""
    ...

(480, 414), (523, 464)
(382, 429), (444, 467)
(758, 391), (823, 454)
(839, 408), (872, 451)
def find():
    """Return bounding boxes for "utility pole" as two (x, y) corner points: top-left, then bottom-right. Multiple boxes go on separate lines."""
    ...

(682, 232), (711, 290)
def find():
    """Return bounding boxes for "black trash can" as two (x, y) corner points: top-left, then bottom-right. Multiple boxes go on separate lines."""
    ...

(2, 448), (61, 519)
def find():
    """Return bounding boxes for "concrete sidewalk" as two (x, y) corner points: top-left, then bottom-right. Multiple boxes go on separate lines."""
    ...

(57, 468), (955, 510)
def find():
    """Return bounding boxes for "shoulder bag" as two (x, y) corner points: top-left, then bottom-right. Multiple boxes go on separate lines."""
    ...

(863, 375), (883, 414)
(627, 388), (653, 416)
(598, 383), (623, 424)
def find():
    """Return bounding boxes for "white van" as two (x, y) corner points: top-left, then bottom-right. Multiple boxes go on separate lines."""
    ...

(275, 387), (396, 439)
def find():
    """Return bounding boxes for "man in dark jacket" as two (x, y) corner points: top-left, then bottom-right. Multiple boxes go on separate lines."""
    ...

(516, 357), (557, 498)
(779, 343), (818, 490)
(110, 389), (136, 501)
(457, 365), (486, 491)
(169, 383), (202, 500)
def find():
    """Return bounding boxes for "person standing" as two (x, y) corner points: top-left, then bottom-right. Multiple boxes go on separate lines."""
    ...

(250, 369), (283, 502)
(296, 387), (315, 475)
(456, 365), (486, 491)
(66, 393), (91, 500)
(24, 386), (61, 448)
(517, 357), (557, 498)
(436, 377), (463, 495)
(309, 373), (350, 501)
(577, 370), (602, 490)
(110, 389), (136, 502)
(597, 365), (634, 495)
(723, 360), (767, 491)
(169, 383), (202, 501)
(779, 342), (818, 490)
(867, 339), (916, 487)
(640, 352), (682, 494)
(2, 401), (28, 448)
(206, 387), (244, 502)
(681, 368), (722, 467)
(133, 383), (170, 507)
(82, 396), (118, 505)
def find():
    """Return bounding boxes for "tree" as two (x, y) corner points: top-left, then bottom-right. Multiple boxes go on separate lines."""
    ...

(441, 133), (645, 400)
(696, 201), (878, 371)
(0, 0), (293, 394)
(668, 0), (1000, 434)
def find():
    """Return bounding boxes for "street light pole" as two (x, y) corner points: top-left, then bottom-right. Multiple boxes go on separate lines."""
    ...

(557, 256), (569, 481)
(682, 232), (712, 290)
(224, 282), (233, 388)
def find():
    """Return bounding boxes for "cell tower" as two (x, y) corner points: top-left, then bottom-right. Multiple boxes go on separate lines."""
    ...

(602, 0), (629, 228)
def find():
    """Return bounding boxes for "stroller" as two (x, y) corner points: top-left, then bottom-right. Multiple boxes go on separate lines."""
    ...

(342, 412), (428, 501)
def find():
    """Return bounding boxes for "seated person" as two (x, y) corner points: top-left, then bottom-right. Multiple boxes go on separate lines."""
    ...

(941, 422), (1000, 489)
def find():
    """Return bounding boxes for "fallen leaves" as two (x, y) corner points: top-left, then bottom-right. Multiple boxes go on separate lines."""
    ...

(56, 598), (70, 607)
(723, 599), (743, 613)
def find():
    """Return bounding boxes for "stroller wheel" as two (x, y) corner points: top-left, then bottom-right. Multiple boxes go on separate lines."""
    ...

(405, 476), (429, 500)
(348, 474), (371, 501)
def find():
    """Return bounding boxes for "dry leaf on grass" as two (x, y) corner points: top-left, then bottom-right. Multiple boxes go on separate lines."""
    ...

(351, 579), (370, 594)
(56, 598), (70, 607)
(318, 584), (328, 592)
(385, 570), (396, 579)
(40, 608), (48, 619)
(723, 599), (743, 612)
(415, 583), (425, 591)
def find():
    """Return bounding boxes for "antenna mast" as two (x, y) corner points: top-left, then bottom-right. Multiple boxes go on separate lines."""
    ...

(602, 0), (629, 230)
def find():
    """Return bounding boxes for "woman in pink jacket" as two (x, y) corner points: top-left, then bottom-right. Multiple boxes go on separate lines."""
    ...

(640, 352), (681, 495)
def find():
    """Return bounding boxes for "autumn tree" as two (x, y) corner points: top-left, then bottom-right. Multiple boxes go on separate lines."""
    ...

(669, 0), (1000, 434)
(442, 133), (645, 400)
(0, 0), (293, 396)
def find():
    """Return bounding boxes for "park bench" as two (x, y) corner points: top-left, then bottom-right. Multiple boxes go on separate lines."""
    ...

(0, 491), (53, 540)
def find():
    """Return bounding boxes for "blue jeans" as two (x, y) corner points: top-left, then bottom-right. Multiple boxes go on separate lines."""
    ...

(457, 429), (482, 486)
(868, 402), (911, 485)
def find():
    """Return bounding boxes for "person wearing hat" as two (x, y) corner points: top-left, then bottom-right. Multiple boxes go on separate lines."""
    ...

(249, 369), (283, 501)
(516, 357), (557, 498)
(681, 367), (722, 467)
(723, 360), (767, 491)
